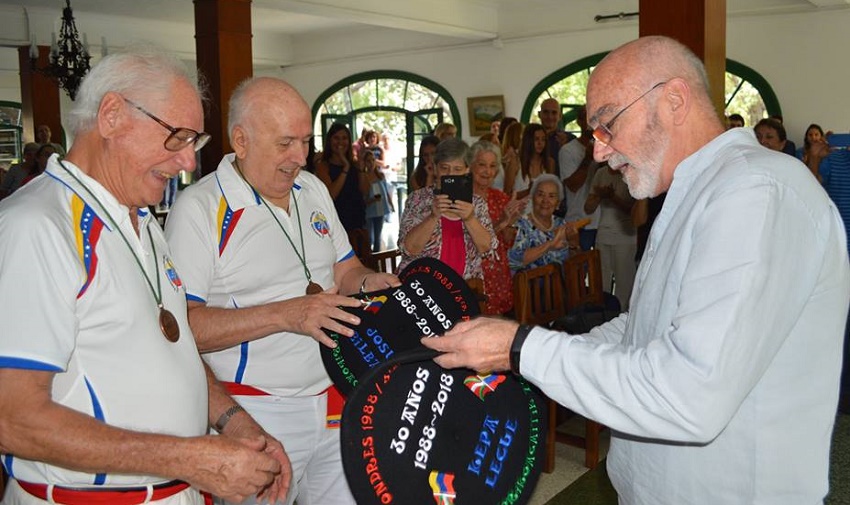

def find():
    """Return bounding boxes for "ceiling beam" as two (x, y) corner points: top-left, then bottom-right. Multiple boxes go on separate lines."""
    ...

(254, 0), (498, 40)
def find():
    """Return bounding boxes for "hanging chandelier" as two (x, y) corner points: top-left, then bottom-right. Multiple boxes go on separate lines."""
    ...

(34, 0), (92, 101)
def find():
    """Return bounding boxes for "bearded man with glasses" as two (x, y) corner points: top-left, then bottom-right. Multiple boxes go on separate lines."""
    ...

(0, 47), (291, 505)
(424, 35), (849, 504)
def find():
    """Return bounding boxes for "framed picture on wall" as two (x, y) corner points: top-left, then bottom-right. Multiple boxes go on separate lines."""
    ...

(466, 95), (505, 136)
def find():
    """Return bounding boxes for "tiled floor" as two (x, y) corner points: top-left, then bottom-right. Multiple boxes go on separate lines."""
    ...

(528, 416), (611, 505)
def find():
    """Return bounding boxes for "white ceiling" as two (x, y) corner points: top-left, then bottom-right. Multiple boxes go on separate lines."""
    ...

(0, 0), (848, 69)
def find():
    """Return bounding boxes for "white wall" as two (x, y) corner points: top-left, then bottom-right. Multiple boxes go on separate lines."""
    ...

(277, 8), (850, 146)
(726, 9), (850, 142)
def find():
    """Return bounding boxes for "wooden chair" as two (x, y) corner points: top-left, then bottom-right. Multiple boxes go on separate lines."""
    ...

(558, 249), (606, 470)
(349, 228), (386, 272)
(512, 263), (565, 327)
(563, 249), (605, 309)
(370, 248), (402, 274)
(465, 277), (489, 314)
(347, 228), (371, 264)
(511, 264), (565, 473)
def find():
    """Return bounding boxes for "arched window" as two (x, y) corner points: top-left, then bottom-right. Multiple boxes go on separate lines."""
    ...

(521, 53), (606, 135)
(312, 71), (461, 185)
(522, 53), (780, 133)
(724, 59), (781, 128)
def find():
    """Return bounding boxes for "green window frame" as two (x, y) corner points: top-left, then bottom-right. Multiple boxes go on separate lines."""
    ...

(521, 53), (780, 131)
(312, 70), (461, 142)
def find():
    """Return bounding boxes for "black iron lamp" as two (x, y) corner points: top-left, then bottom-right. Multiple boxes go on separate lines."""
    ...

(32, 0), (92, 101)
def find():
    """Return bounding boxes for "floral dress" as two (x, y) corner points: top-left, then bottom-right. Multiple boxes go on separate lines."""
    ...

(397, 186), (497, 280)
(508, 215), (570, 274)
(481, 188), (514, 315)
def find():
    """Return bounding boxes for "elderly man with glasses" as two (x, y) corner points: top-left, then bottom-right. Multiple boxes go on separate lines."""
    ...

(0, 48), (291, 505)
(165, 77), (400, 505)
(424, 36), (849, 504)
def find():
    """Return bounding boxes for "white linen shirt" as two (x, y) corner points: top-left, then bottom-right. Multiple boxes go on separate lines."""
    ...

(165, 155), (353, 397)
(0, 157), (208, 487)
(522, 128), (850, 504)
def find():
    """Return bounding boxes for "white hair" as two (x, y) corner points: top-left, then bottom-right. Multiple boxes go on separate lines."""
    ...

(469, 140), (503, 177)
(66, 44), (204, 137)
(530, 173), (564, 201)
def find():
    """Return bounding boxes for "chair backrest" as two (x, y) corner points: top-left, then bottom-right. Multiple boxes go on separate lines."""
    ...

(348, 228), (376, 269)
(562, 249), (604, 311)
(465, 277), (489, 314)
(370, 248), (402, 274)
(512, 263), (565, 325)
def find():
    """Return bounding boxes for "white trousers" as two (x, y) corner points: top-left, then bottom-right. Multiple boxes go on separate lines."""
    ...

(596, 240), (637, 310)
(221, 393), (355, 505)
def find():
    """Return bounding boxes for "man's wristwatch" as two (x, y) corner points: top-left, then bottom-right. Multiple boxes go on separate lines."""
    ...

(510, 324), (534, 376)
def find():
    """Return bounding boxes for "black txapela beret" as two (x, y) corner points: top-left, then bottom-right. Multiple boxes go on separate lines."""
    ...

(321, 257), (480, 396)
(340, 347), (547, 505)
(321, 257), (547, 504)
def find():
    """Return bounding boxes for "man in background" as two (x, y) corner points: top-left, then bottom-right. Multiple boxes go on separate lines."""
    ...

(727, 113), (745, 129)
(0, 142), (39, 199)
(539, 97), (574, 174)
(558, 106), (600, 250)
(35, 124), (66, 155)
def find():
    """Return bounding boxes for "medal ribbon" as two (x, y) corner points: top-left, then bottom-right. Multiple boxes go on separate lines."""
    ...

(59, 161), (169, 320)
(233, 160), (315, 287)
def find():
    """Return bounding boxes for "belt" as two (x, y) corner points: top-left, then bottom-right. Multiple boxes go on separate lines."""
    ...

(222, 382), (269, 396)
(223, 382), (344, 429)
(17, 479), (190, 505)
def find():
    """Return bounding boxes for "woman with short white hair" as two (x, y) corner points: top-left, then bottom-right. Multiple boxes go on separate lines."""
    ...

(508, 173), (578, 273)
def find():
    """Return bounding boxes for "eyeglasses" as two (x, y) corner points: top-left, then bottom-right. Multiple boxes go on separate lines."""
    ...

(123, 98), (211, 152)
(592, 81), (667, 146)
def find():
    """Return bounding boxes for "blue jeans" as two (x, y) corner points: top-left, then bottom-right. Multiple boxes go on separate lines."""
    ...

(368, 216), (384, 252)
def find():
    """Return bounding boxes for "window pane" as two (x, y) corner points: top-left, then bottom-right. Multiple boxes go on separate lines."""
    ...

(530, 68), (592, 128)
(405, 82), (439, 110)
(376, 78), (407, 106)
(349, 80), (378, 109)
(323, 90), (351, 115)
(725, 76), (767, 128)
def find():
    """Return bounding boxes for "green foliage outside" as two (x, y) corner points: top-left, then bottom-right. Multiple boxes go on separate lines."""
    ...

(724, 73), (767, 127)
(530, 67), (594, 135)
(531, 68), (766, 131)
(316, 77), (452, 147)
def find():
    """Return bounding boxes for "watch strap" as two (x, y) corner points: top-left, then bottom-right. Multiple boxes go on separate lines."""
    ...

(510, 324), (534, 376)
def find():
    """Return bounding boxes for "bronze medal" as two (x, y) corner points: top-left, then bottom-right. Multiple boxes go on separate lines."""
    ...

(306, 281), (324, 295)
(159, 308), (180, 342)
(58, 162), (184, 344)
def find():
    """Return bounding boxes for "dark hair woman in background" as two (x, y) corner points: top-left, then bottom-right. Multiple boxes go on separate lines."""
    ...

(316, 122), (368, 233)
(409, 135), (440, 191)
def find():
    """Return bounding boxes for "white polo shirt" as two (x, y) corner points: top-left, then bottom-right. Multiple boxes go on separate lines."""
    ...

(165, 154), (353, 397)
(0, 158), (208, 487)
